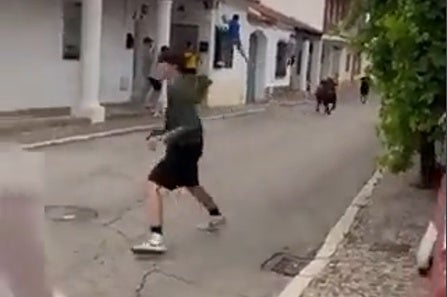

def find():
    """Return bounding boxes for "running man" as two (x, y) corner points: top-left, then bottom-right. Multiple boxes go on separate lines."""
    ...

(132, 53), (226, 254)
(360, 75), (370, 104)
(145, 45), (170, 117)
(223, 14), (248, 62)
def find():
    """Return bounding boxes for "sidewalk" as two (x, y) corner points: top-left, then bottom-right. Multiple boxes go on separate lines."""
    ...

(1, 84), (360, 145)
(300, 170), (435, 297)
(1, 103), (268, 145)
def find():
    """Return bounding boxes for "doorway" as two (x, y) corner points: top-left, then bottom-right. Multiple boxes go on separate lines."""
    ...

(170, 24), (199, 54)
(246, 30), (267, 103)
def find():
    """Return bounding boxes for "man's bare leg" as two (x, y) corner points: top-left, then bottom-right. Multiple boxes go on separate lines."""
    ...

(131, 181), (166, 253)
(187, 186), (226, 231)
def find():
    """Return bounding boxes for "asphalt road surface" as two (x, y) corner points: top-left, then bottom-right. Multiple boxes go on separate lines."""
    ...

(40, 99), (379, 297)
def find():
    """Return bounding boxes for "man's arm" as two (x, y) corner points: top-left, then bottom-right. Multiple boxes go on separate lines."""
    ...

(221, 15), (229, 24)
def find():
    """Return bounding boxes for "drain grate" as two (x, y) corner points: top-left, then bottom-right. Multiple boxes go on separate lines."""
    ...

(369, 242), (411, 255)
(261, 252), (310, 277)
(45, 205), (98, 222)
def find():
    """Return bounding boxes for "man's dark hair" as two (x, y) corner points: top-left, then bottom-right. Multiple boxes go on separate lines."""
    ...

(143, 37), (153, 44)
(157, 46), (170, 62)
(163, 52), (187, 74)
(186, 41), (192, 48)
(232, 14), (239, 21)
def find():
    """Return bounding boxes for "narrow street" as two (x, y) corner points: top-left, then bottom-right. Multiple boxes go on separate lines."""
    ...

(41, 99), (379, 297)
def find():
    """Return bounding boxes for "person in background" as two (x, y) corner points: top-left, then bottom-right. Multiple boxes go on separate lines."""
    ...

(287, 30), (298, 66)
(132, 53), (225, 254)
(142, 37), (156, 103)
(223, 14), (248, 63)
(183, 41), (200, 75)
(360, 75), (370, 104)
(145, 46), (170, 117)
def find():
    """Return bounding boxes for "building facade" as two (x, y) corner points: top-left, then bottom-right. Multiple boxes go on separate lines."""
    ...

(0, 0), (348, 121)
(320, 0), (366, 84)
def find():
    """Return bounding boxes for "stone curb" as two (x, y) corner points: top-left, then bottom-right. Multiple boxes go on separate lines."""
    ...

(21, 107), (267, 150)
(277, 170), (384, 297)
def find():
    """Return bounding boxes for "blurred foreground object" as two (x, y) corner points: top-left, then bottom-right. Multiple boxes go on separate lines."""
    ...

(0, 143), (64, 297)
(428, 175), (445, 297)
(416, 174), (446, 297)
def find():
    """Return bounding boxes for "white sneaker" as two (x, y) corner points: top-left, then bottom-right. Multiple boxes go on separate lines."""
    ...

(131, 233), (167, 254)
(53, 290), (67, 297)
(197, 216), (226, 232)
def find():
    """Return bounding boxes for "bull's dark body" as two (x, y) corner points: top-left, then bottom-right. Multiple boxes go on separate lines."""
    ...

(315, 78), (337, 115)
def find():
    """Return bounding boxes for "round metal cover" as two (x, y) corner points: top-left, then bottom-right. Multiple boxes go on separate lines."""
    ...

(45, 205), (98, 222)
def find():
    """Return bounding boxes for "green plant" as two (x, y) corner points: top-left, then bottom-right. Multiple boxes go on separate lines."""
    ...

(344, 0), (446, 187)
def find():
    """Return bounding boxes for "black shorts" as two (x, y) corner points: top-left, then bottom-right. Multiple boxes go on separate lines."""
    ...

(184, 68), (197, 75)
(148, 77), (162, 91)
(148, 139), (203, 190)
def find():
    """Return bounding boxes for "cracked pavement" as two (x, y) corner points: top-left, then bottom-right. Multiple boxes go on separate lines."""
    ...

(40, 98), (379, 297)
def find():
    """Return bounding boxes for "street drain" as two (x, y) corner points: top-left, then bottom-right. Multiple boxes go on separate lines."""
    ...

(261, 252), (310, 277)
(45, 205), (98, 222)
(369, 242), (411, 255)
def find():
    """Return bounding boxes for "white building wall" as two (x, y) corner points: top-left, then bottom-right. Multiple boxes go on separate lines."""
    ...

(259, 27), (291, 89)
(207, 1), (292, 106)
(207, 0), (249, 106)
(260, 0), (325, 31)
(0, 0), (134, 112)
(100, 0), (134, 103)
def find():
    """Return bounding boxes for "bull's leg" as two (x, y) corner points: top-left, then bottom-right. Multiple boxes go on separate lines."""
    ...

(315, 101), (320, 113)
(325, 103), (331, 115)
(332, 98), (337, 111)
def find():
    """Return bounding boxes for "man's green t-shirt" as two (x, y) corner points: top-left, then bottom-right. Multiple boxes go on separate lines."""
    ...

(164, 75), (203, 145)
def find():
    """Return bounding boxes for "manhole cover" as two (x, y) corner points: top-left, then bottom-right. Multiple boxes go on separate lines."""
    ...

(369, 242), (411, 255)
(261, 252), (310, 277)
(45, 205), (98, 222)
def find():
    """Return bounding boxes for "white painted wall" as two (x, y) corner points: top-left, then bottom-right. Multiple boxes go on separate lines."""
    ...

(256, 26), (291, 89)
(207, 1), (292, 106)
(260, 0), (325, 31)
(207, 0), (249, 106)
(100, 0), (134, 103)
(0, 0), (134, 111)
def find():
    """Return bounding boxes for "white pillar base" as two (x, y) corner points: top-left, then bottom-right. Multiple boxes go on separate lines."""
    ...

(299, 40), (311, 92)
(71, 104), (105, 124)
(310, 39), (323, 92)
(78, 0), (104, 124)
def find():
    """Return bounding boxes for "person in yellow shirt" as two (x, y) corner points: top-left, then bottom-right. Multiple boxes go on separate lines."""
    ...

(183, 42), (200, 75)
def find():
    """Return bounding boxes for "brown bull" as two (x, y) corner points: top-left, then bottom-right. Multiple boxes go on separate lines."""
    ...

(315, 78), (337, 115)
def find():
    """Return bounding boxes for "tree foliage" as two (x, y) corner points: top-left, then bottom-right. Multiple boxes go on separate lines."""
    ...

(344, 0), (446, 173)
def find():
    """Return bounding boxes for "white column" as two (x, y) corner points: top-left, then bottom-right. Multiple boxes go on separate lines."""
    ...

(327, 47), (334, 78)
(310, 39), (323, 92)
(290, 38), (302, 90)
(338, 46), (347, 81)
(73, 0), (105, 123)
(156, 0), (173, 110)
(299, 39), (310, 91)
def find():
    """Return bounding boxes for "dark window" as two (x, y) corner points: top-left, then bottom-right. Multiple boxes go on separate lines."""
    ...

(213, 26), (234, 69)
(62, 1), (82, 60)
(275, 41), (288, 78)
(345, 53), (351, 71)
(296, 49), (302, 75)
